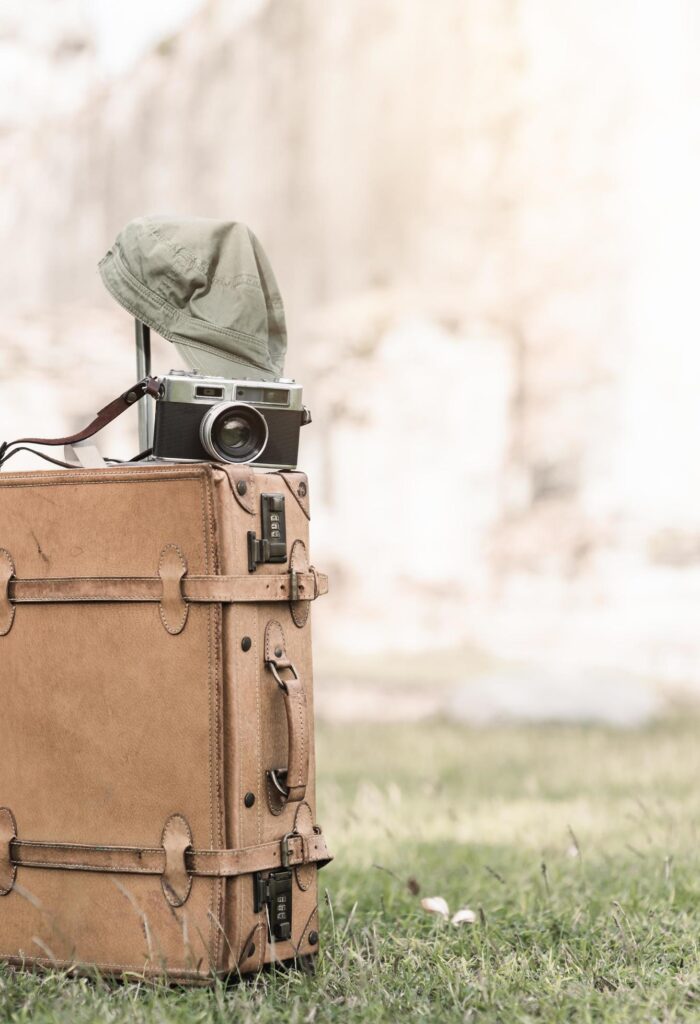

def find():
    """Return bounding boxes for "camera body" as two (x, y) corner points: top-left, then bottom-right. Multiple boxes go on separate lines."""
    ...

(152, 370), (309, 469)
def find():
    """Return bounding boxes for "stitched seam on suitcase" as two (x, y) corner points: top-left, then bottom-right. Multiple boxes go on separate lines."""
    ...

(255, 606), (263, 847)
(15, 843), (161, 852)
(14, 861), (157, 872)
(295, 689), (305, 788)
(0, 954), (212, 974)
(212, 601), (225, 966)
(202, 470), (224, 966)
(0, 467), (210, 485)
(209, 468), (227, 968)
(0, 472), (211, 491)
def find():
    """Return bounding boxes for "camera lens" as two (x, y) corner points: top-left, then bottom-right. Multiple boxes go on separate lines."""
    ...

(200, 403), (268, 464)
(218, 416), (252, 453)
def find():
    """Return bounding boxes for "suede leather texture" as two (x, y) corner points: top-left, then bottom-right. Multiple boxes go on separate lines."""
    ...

(0, 463), (321, 980)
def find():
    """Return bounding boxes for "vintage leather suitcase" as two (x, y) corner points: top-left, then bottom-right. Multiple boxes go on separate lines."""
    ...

(0, 461), (331, 981)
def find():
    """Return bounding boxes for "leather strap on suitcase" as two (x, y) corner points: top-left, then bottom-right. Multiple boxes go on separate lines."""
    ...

(0, 550), (327, 640)
(0, 806), (331, 910)
(3, 570), (327, 604)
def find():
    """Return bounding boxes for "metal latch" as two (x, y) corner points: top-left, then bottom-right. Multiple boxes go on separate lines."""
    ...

(247, 493), (288, 572)
(253, 869), (293, 941)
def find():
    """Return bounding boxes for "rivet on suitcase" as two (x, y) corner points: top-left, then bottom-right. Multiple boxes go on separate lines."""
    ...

(0, 461), (331, 980)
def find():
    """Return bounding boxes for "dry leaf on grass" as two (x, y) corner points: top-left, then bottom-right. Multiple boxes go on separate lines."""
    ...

(420, 896), (449, 919)
(451, 907), (477, 926)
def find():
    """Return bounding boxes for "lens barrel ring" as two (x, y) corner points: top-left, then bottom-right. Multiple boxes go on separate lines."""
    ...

(199, 402), (269, 464)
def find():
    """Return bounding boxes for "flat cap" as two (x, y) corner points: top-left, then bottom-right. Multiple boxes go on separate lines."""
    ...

(99, 216), (286, 379)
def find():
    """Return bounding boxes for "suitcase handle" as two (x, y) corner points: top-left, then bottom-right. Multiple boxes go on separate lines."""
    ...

(265, 621), (309, 804)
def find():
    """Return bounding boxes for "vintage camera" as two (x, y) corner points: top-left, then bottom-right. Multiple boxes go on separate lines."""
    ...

(152, 370), (310, 469)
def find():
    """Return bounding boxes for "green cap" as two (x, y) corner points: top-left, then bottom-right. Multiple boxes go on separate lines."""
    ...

(99, 216), (287, 380)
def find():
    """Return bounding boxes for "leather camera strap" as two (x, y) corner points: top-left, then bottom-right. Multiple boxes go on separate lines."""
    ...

(0, 376), (160, 456)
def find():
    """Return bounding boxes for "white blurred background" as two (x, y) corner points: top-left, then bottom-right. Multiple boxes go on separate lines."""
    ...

(2, 0), (700, 723)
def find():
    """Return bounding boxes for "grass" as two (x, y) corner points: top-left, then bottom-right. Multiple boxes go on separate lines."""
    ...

(3, 716), (700, 1021)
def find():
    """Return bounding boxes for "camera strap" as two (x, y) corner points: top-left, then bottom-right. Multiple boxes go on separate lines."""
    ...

(0, 376), (160, 469)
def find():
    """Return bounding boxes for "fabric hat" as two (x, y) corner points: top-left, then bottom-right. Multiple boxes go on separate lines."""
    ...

(99, 216), (287, 379)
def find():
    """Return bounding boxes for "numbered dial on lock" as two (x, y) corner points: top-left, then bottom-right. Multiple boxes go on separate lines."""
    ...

(247, 493), (288, 572)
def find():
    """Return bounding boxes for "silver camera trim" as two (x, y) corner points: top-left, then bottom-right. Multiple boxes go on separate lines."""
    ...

(161, 370), (304, 410)
(199, 401), (269, 465)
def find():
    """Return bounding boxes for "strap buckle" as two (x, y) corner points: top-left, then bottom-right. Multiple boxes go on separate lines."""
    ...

(268, 768), (289, 799)
(268, 660), (299, 694)
(280, 829), (301, 869)
(289, 567), (300, 602)
(289, 566), (319, 602)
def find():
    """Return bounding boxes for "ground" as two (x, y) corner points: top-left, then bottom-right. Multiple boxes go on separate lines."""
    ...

(2, 716), (700, 1022)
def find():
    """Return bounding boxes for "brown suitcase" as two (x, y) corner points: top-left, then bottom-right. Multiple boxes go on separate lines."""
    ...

(0, 461), (331, 981)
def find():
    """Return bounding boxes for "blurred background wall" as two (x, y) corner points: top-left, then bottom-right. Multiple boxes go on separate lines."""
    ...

(2, 0), (700, 720)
